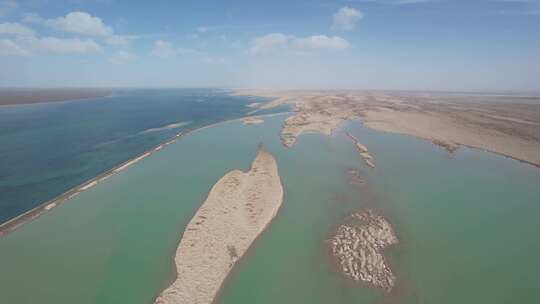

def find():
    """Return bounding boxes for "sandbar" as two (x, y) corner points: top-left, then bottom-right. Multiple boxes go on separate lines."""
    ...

(346, 132), (376, 168)
(242, 117), (265, 125)
(154, 146), (284, 304)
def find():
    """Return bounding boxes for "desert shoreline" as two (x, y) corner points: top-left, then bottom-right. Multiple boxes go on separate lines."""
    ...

(235, 89), (540, 169)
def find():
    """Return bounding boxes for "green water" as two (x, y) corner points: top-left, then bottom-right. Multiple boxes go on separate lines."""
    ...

(0, 115), (539, 303)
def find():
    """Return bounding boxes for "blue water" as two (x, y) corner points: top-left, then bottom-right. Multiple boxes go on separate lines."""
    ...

(0, 89), (269, 224)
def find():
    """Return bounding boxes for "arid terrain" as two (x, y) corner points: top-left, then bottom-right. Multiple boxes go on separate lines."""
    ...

(0, 88), (112, 106)
(236, 90), (540, 167)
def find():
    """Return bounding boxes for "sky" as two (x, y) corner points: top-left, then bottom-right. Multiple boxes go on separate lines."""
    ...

(0, 0), (539, 91)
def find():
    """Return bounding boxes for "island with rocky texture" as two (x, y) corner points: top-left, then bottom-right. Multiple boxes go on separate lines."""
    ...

(346, 132), (375, 168)
(330, 210), (398, 292)
(154, 146), (284, 304)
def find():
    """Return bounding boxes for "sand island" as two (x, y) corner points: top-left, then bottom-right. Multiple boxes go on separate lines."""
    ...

(330, 210), (398, 292)
(154, 146), (284, 304)
(346, 132), (376, 168)
(242, 116), (265, 125)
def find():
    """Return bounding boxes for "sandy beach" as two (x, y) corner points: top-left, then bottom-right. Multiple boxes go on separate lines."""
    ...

(235, 90), (540, 167)
(154, 146), (284, 304)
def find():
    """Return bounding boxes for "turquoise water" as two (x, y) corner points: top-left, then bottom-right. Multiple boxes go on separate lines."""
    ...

(0, 115), (539, 303)
(0, 89), (269, 223)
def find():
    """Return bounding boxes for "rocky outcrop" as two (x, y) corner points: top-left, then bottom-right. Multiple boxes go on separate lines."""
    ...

(330, 210), (398, 292)
(346, 132), (376, 168)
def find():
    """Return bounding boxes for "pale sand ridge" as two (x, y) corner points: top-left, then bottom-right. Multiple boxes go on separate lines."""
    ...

(346, 132), (375, 168)
(154, 146), (284, 304)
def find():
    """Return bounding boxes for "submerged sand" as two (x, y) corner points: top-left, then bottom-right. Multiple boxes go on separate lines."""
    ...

(242, 116), (265, 125)
(154, 146), (284, 304)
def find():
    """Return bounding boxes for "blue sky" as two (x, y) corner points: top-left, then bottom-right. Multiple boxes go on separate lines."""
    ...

(0, 0), (539, 90)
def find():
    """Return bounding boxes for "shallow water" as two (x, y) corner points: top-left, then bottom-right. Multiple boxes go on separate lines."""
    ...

(0, 115), (539, 303)
(0, 89), (267, 223)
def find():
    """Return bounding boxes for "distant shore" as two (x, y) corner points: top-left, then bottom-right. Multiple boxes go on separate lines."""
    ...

(235, 89), (540, 168)
(0, 112), (289, 237)
(0, 88), (113, 106)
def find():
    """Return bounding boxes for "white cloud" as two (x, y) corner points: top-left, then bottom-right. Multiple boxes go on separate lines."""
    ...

(151, 40), (176, 58)
(248, 33), (350, 56)
(248, 33), (291, 55)
(105, 34), (135, 46)
(0, 38), (29, 56)
(332, 6), (363, 31)
(0, 36), (103, 55)
(0, 22), (35, 37)
(0, 15), (105, 56)
(295, 35), (350, 50)
(44, 11), (113, 36)
(0, 0), (17, 17)
(109, 50), (137, 64)
(37, 37), (102, 53)
(23, 11), (136, 47)
(150, 40), (203, 58)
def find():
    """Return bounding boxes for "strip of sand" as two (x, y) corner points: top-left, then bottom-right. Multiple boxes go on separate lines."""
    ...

(345, 132), (375, 168)
(154, 146), (284, 304)
(242, 117), (265, 125)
